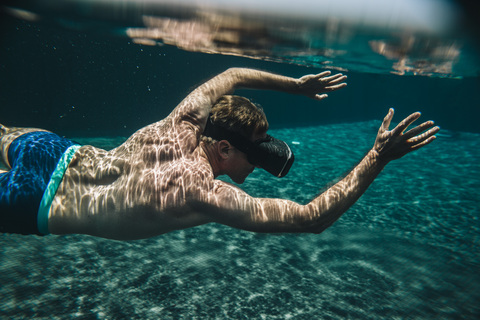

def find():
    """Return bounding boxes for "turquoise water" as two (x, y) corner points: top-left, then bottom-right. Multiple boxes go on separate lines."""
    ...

(1, 1), (480, 319)
(1, 123), (479, 319)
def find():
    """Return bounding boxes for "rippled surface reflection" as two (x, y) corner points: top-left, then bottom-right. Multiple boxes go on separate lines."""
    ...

(3, 0), (478, 78)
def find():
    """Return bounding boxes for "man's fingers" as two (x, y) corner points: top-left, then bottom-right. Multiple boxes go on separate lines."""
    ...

(315, 71), (331, 78)
(314, 93), (328, 100)
(302, 71), (346, 99)
(391, 112), (421, 136)
(325, 76), (347, 87)
(403, 120), (436, 140)
(324, 83), (347, 91)
(321, 73), (345, 82)
(409, 135), (437, 152)
(407, 126), (440, 145)
(382, 108), (395, 131)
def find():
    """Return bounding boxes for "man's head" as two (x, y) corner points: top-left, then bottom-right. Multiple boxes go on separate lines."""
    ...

(202, 95), (294, 183)
(209, 95), (269, 141)
(201, 95), (267, 184)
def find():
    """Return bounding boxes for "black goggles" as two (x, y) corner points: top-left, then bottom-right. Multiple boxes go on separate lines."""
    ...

(203, 116), (294, 177)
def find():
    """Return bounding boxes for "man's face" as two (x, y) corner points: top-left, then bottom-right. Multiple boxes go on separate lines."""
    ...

(225, 129), (266, 184)
(225, 146), (255, 184)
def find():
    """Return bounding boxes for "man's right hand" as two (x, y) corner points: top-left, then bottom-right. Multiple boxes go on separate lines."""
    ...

(295, 71), (347, 101)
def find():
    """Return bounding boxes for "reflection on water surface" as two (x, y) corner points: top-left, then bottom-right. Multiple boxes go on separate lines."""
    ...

(3, 0), (478, 78)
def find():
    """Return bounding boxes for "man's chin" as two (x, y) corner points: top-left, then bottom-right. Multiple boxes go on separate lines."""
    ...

(231, 175), (248, 184)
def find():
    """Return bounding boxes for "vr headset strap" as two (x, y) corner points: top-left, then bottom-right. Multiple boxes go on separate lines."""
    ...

(202, 116), (254, 154)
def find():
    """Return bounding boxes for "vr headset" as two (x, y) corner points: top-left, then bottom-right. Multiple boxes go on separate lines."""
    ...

(203, 116), (294, 177)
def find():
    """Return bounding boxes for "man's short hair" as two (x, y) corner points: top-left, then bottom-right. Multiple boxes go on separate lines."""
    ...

(209, 95), (269, 140)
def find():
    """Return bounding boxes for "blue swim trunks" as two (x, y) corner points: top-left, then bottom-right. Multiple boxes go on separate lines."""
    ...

(0, 131), (80, 236)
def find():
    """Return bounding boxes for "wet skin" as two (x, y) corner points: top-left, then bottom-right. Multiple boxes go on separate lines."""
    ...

(0, 68), (438, 240)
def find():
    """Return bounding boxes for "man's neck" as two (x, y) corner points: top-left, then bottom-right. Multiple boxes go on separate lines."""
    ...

(200, 141), (222, 178)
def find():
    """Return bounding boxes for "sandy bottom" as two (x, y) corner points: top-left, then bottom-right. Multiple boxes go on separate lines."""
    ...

(1, 121), (479, 319)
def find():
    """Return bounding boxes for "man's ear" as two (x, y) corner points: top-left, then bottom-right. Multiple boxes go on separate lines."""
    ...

(217, 140), (232, 160)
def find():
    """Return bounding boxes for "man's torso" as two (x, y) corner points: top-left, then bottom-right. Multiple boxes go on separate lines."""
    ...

(48, 118), (216, 240)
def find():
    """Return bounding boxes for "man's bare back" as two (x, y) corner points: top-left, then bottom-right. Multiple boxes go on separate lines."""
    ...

(1, 68), (439, 239)
(48, 115), (217, 239)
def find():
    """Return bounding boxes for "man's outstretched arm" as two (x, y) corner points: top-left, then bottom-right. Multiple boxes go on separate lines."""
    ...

(170, 68), (347, 130)
(205, 109), (440, 234)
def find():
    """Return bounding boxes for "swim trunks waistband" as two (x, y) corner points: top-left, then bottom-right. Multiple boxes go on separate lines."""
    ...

(37, 144), (81, 235)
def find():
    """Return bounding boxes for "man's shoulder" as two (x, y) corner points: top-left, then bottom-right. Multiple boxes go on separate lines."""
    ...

(123, 117), (199, 151)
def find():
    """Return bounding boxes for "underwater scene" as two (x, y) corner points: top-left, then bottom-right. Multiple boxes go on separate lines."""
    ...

(1, 1), (479, 319)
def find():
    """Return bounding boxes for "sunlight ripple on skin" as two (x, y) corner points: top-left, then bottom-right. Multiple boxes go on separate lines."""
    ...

(1, 68), (438, 240)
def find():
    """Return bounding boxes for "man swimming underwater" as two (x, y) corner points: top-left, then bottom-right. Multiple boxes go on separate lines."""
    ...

(0, 68), (439, 239)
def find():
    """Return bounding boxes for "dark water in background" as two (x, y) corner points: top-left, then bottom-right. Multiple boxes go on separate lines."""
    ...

(1, 2), (480, 136)
(1, 1), (480, 319)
